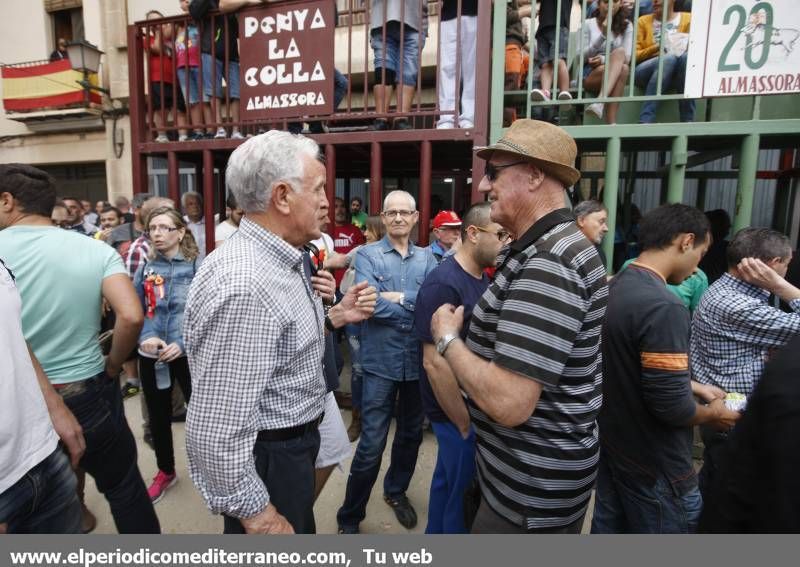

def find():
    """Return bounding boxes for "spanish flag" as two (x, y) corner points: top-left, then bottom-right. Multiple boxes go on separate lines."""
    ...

(2, 59), (101, 112)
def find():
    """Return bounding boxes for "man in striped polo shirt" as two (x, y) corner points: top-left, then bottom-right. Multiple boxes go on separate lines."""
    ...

(430, 119), (608, 533)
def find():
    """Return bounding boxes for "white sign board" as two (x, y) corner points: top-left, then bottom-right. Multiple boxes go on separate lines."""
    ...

(686, 0), (800, 97)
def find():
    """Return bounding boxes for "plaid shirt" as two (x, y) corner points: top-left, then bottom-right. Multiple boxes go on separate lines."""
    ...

(183, 217), (326, 519)
(690, 272), (800, 397)
(125, 235), (151, 279)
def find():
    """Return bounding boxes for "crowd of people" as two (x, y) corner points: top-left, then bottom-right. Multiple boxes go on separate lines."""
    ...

(2, 117), (799, 535)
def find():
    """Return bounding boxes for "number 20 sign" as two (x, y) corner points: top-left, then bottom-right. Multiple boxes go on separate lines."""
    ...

(686, 0), (800, 97)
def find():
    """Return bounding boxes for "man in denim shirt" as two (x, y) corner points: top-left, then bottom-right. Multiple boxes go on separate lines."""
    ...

(337, 190), (437, 533)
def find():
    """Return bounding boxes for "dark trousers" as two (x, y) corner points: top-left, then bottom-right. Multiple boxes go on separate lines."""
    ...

(699, 426), (729, 502)
(0, 449), (81, 533)
(426, 422), (476, 534)
(139, 356), (192, 475)
(472, 496), (585, 534)
(223, 427), (321, 534)
(60, 373), (160, 533)
(337, 375), (424, 529)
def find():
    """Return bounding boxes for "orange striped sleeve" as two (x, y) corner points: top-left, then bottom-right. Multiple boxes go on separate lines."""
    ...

(640, 352), (689, 371)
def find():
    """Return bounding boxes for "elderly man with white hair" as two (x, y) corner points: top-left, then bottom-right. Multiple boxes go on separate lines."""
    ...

(184, 131), (375, 535)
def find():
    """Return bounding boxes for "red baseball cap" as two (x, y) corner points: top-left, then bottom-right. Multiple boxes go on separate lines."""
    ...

(432, 210), (462, 229)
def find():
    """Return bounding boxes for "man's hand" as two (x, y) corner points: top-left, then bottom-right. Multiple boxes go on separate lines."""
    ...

(737, 258), (784, 293)
(240, 503), (294, 534)
(50, 400), (86, 468)
(140, 337), (168, 356)
(329, 281), (377, 327)
(692, 381), (727, 404)
(707, 398), (741, 432)
(589, 55), (602, 68)
(159, 342), (183, 363)
(96, 228), (113, 242)
(380, 291), (403, 304)
(431, 304), (465, 343)
(311, 269), (336, 305)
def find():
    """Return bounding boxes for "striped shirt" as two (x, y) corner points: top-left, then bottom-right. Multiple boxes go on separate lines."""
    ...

(466, 209), (608, 530)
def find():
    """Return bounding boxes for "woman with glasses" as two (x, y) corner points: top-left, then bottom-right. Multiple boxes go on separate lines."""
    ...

(133, 206), (200, 504)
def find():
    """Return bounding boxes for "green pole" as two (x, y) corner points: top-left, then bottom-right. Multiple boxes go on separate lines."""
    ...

(732, 134), (760, 233)
(602, 137), (621, 273)
(489, 1), (507, 144)
(666, 135), (688, 203)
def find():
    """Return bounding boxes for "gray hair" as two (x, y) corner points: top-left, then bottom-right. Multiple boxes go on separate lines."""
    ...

(573, 199), (607, 221)
(225, 131), (320, 214)
(181, 191), (202, 208)
(727, 227), (791, 268)
(131, 192), (153, 209)
(382, 190), (416, 211)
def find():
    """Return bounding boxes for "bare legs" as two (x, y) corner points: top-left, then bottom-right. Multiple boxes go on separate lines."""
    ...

(583, 48), (630, 123)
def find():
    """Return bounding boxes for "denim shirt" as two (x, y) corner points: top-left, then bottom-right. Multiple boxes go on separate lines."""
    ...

(355, 236), (437, 381)
(134, 251), (200, 353)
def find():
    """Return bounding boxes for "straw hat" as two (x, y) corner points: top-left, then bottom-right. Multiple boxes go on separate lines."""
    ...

(475, 119), (580, 187)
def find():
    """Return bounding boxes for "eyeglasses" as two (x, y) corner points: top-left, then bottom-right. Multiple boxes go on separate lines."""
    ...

(474, 226), (511, 242)
(145, 225), (180, 236)
(484, 160), (529, 182)
(382, 209), (416, 219)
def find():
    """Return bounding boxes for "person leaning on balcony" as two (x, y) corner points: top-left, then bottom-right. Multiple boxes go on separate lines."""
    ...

(49, 38), (68, 62)
(581, 0), (633, 124)
(634, 0), (694, 123)
(436, 0), (478, 129)
(146, 10), (188, 143)
(369, 0), (429, 131)
(503, 0), (531, 125)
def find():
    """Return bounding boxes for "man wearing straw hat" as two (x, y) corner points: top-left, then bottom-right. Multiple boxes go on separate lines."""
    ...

(430, 119), (608, 533)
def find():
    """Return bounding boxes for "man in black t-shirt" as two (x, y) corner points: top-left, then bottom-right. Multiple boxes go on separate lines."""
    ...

(592, 204), (740, 534)
(414, 202), (507, 534)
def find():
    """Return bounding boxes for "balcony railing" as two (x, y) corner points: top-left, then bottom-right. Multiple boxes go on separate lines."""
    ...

(1, 59), (101, 113)
(129, 0), (490, 144)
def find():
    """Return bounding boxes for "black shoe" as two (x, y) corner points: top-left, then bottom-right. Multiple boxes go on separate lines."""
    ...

(393, 119), (412, 130)
(308, 122), (325, 134)
(121, 383), (140, 399)
(384, 494), (417, 529)
(373, 119), (389, 131)
(338, 525), (360, 534)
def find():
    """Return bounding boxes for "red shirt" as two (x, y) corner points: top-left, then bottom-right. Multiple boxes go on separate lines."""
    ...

(331, 223), (366, 287)
(148, 36), (175, 83)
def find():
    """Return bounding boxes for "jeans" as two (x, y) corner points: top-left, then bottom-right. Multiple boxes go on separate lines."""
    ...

(60, 373), (160, 533)
(371, 22), (421, 86)
(426, 422), (476, 534)
(201, 53), (240, 99)
(698, 426), (729, 502)
(0, 449), (81, 533)
(139, 356), (192, 475)
(223, 427), (320, 534)
(177, 67), (201, 105)
(346, 327), (363, 411)
(591, 451), (702, 534)
(336, 374), (424, 529)
(634, 54), (695, 123)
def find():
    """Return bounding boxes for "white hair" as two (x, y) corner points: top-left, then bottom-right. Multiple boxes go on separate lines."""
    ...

(225, 131), (320, 214)
(382, 190), (416, 211)
(181, 191), (202, 208)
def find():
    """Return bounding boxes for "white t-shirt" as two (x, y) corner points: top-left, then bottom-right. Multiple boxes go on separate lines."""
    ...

(214, 220), (238, 244)
(0, 260), (58, 494)
(309, 233), (334, 257)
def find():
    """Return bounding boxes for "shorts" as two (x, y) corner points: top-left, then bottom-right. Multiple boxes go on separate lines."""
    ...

(505, 43), (524, 76)
(150, 81), (186, 112)
(177, 66), (202, 105)
(201, 53), (240, 100)
(536, 26), (569, 67)
(315, 391), (351, 470)
(370, 21), (421, 87)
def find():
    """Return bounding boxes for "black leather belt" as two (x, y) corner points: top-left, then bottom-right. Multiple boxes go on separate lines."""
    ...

(256, 413), (324, 442)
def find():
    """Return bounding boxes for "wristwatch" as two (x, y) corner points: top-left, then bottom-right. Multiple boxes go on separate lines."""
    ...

(436, 333), (459, 356)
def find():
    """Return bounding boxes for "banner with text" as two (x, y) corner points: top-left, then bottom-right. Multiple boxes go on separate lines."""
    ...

(239, 0), (335, 120)
(686, 0), (800, 98)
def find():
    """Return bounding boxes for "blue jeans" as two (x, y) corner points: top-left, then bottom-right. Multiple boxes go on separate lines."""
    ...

(0, 449), (81, 533)
(370, 22), (421, 86)
(336, 374), (424, 529)
(60, 373), (160, 533)
(177, 67), (201, 105)
(346, 326), (362, 411)
(634, 54), (695, 123)
(201, 53), (240, 99)
(426, 422), (476, 534)
(591, 451), (702, 533)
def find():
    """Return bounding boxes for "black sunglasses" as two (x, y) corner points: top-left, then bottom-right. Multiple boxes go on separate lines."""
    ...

(485, 160), (529, 182)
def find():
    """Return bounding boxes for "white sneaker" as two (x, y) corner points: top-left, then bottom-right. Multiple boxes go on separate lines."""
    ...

(230, 130), (244, 140)
(457, 120), (474, 129)
(178, 134), (188, 142)
(155, 134), (168, 143)
(557, 91), (573, 101)
(586, 103), (604, 120)
(530, 88), (550, 102)
(214, 127), (227, 139)
(436, 121), (454, 130)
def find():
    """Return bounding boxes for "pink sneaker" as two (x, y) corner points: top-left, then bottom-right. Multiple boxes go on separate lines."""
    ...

(147, 470), (177, 503)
